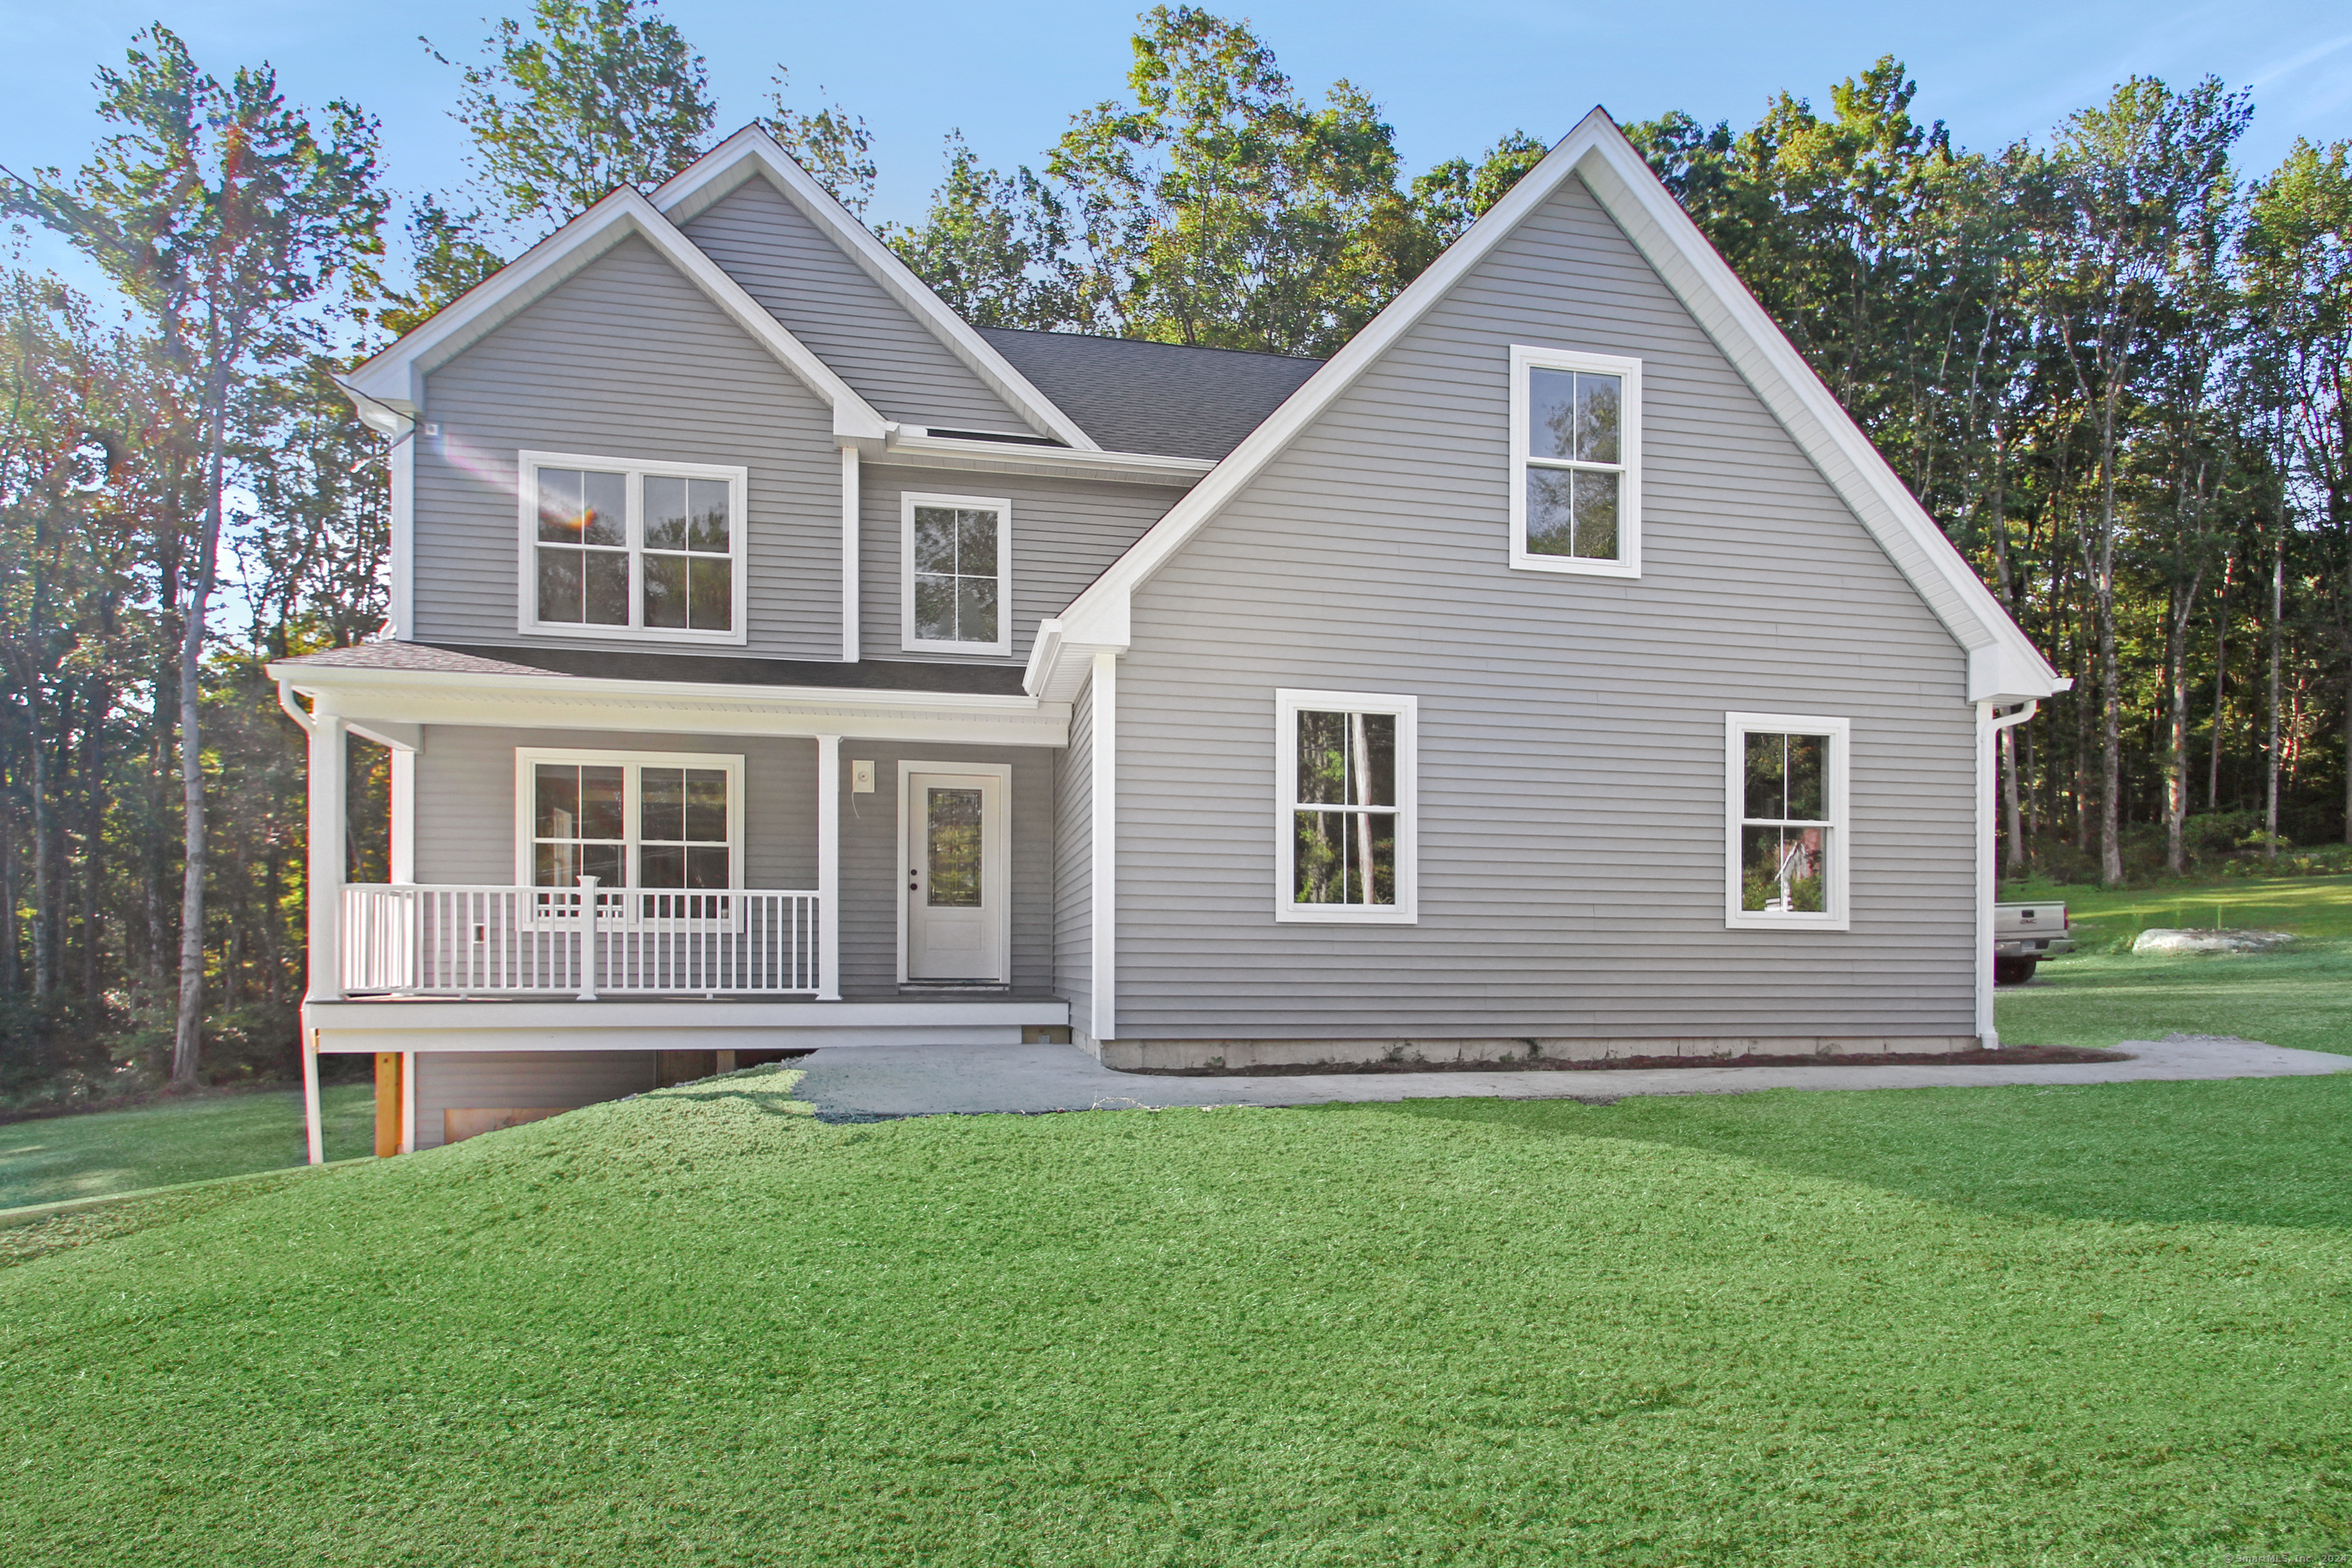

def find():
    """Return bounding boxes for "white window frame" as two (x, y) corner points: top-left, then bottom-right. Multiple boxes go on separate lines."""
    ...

(900, 491), (1013, 656)
(1508, 345), (1643, 580)
(516, 449), (750, 645)
(1723, 713), (1850, 932)
(1274, 689), (1418, 925)
(512, 750), (746, 925)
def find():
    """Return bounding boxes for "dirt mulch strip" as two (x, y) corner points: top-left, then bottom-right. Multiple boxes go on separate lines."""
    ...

(1133, 1044), (2131, 1078)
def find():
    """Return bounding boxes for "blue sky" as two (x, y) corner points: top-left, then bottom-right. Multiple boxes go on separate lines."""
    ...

(4, 0), (2348, 285)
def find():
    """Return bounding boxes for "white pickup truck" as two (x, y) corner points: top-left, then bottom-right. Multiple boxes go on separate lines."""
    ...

(1994, 901), (2076, 985)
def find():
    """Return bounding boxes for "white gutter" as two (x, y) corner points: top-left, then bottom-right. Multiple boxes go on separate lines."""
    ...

(1977, 699), (2040, 1049)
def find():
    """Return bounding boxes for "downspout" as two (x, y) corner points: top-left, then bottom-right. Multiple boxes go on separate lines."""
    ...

(1977, 699), (2040, 1049)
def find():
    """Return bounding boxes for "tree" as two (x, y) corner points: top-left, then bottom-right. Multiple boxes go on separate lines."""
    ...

(3, 26), (384, 1084)
(2242, 139), (2352, 841)
(886, 134), (1075, 330)
(2034, 76), (2249, 884)
(764, 68), (876, 217)
(430, 0), (714, 237)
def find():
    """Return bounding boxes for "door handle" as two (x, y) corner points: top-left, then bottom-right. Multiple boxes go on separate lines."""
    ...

(908, 871), (919, 892)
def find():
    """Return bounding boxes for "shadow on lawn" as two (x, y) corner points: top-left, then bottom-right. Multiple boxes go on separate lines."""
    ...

(1347, 1075), (2352, 1232)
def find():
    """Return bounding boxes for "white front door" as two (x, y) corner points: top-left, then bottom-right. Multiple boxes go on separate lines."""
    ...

(903, 769), (1008, 982)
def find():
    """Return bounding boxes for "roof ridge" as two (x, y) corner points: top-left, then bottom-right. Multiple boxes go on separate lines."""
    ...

(975, 325), (1326, 366)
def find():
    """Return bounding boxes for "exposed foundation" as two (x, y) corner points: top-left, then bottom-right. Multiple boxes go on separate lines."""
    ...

(1071, 1031), (1981, 1073)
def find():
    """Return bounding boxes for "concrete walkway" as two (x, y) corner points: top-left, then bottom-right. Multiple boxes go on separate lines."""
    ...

(790, 1033), (2352, 1120)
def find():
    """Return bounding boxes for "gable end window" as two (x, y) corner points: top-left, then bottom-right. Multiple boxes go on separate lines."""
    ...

(1724, 713), (1850, 931)
(518, 452), (749, 644)
(1275, 690), (1418, 924)
(900, 493), (1012, 655)
(1508, 345), (1643, 578)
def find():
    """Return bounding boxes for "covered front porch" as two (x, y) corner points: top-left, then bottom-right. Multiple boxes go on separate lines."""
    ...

(271, 642), (1074, 1161)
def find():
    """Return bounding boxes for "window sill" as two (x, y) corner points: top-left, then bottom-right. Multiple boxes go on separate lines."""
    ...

(1276, 906), (1419, 926)
(518, 622), (750, 647)
(900, 637), (1013, 658)
(1723, 913), (1851, 933)
(1508, 552), (1642, 580)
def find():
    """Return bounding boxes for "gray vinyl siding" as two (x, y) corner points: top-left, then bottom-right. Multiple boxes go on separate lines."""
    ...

(681, 176), (1027, 432)
(413, 234), (841, 659)
(412, 726), (818, 888)
(858, 466), (1181, 665)
(1054, 677), (1093, 1014)
(1112, 172), (1977, 1042)
(412, 1050), (657, 1150)
(836, 741), (1056, 998)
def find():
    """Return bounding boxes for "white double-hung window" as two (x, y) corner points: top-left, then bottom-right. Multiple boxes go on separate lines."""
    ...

(1725, 714), (1849, 930)
(1275, 690), (1417, 924)
(1509, 345), (1642, 577)
(901, 492), (1012, 655)
(515, 750), (744, 920)
(519, 451), (748, 643)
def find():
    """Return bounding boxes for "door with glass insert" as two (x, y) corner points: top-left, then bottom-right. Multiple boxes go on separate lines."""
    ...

(903, 770), (1006, 982)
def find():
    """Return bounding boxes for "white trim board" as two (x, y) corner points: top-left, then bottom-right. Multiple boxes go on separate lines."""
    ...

(650, 126), (1100, 452)
(1027, 109), (2065, 708)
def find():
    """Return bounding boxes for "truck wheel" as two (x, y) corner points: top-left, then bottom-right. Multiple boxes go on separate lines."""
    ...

(1994, 957), (2039, 986)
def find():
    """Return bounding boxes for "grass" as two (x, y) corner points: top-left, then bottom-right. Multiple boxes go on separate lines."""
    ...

(2, 1066), (2349, 1564)
(1998, 872), (2352, 1056)
(0, 1083), (374, 1210)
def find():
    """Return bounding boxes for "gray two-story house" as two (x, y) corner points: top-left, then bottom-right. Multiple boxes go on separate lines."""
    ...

(272, 110), (2063, 1158)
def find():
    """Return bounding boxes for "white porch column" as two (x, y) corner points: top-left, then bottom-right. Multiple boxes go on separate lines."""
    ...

(306, 706), (348, 1003)
(1089, 652), (1117, 1044)
(302, 1031), (323, 1165)
(816, 733), (842, 1000)
(388, 746), (416, 884)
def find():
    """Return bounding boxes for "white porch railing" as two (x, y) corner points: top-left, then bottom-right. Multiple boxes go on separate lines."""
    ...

(341, 882), (822, 997)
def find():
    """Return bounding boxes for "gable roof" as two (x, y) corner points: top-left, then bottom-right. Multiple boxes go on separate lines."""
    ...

(340, 185), (887, 442)
(976, 330), (1325, 461)
(1025, 109), (2065, 708)
(651, 128), (1100, 452)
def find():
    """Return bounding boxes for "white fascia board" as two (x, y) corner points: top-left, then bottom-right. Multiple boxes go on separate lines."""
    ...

(266, 662), (1069, 748)
(342, 186), (888, 443)
(652, 126), (1102, 452)
(1023, 604), (1130, 703)
(880, 430), (1211, 488)
(1044, 108), (2064, 704)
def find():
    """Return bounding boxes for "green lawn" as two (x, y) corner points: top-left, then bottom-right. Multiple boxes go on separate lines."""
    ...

(1998, 873), (2352, 1056)
(0, 1083), (374, 1209)
(2, 1067), (2348, 1564)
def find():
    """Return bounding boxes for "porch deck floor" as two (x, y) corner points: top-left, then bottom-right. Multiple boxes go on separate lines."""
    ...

(789, 1033), (2352, 1120)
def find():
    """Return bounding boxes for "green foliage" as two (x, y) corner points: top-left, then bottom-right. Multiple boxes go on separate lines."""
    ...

(3, 1075), (2350, 1560)
(761, 67), (876, 217)
(367, 194), (506, 338)
(884, 134), (1075, 331)
(430, 0), (714, 234)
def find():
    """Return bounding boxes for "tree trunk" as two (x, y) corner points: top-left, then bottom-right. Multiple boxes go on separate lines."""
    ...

(2164, 591), (2191, 874)
(171, 377), (230, 1089)
(2096, 394), (2125, 887)
(2209, 560), (2230, 810)
(28, 689), (52, 997)
(2001, 724), (2025, 877)
(80, 680), (106, 1034)
(2266, 541), (2284, 861)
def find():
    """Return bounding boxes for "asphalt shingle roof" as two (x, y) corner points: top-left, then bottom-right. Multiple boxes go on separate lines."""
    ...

(975, 328), (1324, 462)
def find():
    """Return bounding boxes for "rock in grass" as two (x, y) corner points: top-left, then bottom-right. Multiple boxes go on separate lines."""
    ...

(2132, 927), (2297, 956)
